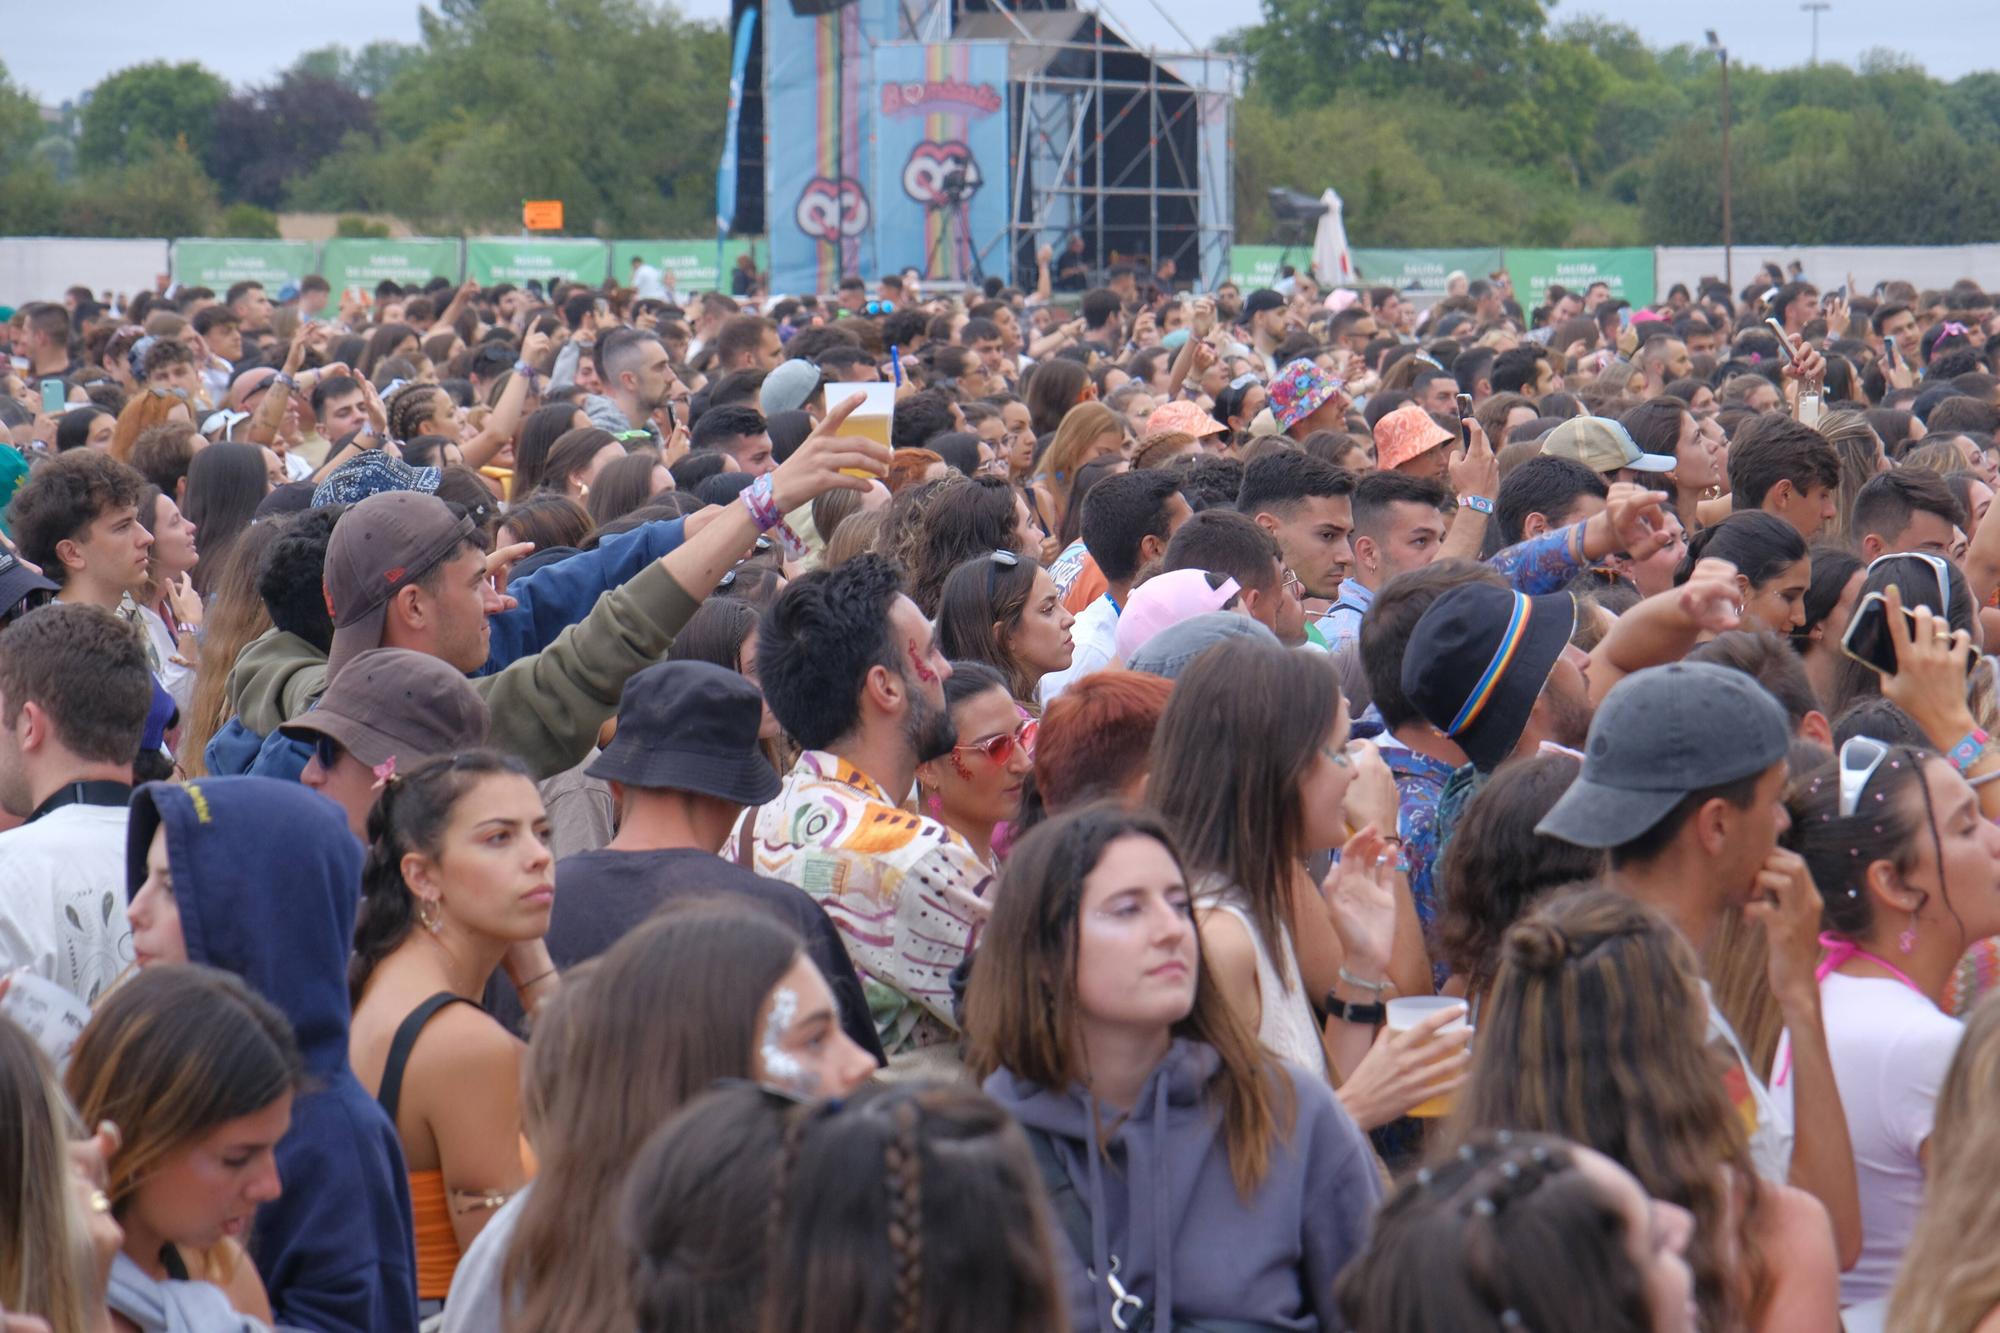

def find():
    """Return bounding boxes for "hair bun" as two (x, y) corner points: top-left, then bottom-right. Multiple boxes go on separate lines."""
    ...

(1502, 917), (1570, 972)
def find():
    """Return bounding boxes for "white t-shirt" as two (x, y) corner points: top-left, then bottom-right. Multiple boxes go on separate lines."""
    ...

(631, 263), (667, 300)
(1036, 595), (1117, 707)
(1702, 981), (1793, 1185)
(0, 804), (135, 1004)
(1776, 974), (1961, 1305)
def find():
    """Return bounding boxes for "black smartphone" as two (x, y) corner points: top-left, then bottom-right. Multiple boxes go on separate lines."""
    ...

(1841, 591), (1976, 676)
(1454, 392), (1475, 446)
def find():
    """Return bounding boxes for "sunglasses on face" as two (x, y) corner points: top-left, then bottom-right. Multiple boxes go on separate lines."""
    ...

(312, 734), (344, 773)
(955, 719), (1038, 766)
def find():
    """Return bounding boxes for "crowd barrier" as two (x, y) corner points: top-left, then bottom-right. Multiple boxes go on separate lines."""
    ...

(0, 236), (770, 307)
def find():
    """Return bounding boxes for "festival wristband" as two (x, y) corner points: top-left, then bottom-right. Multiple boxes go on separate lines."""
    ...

(1949, 727), (1991, 774)
(1458, 494), (1494, 514)
(739, 473), (806, 558)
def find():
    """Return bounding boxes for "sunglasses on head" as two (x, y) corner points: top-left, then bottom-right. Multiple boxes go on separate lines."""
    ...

(955, 718), (1038, 767)
(1867, 551), (1952, 613)
(984, 548), (1020, 600)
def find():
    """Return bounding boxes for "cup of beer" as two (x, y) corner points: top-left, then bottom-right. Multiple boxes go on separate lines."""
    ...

(1384, 995), (1472, 1119)
(826, 382), (895, 478)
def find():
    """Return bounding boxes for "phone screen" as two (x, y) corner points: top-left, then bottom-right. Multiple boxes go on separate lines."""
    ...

(1842, 592), (1975, 676)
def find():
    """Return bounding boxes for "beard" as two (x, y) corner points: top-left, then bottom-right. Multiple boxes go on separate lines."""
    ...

(903, 675), (959, 765)
(1542, 674), (1595, 751)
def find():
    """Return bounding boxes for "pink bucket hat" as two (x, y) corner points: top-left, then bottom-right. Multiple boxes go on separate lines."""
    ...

(1115, 568), (1243, 662)
(1145, 401), (1227, 438)
(1267, 358), (1346, 432)
(1372, 403), (1456, 471)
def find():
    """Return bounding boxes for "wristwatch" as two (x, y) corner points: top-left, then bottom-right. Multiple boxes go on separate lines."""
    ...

(1324, 994), (1387, 1026)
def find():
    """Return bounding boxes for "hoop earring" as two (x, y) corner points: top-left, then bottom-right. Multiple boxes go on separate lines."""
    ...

(418, 896), (443, 935)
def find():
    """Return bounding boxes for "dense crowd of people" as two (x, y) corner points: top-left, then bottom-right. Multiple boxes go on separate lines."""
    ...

(5, 250), (2000, 1331)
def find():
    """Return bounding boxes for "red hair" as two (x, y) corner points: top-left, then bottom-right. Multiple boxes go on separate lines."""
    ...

(1034, 670), (1174, 812)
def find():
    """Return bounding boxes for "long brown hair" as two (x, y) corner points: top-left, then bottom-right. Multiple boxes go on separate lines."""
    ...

(0, 1018), (96, 1333)
(1149, 636), (1338, 976)
(501, 901), (805, 1332)
(66, 965), (303, 1222)
(934, 552), (1045, 705)
(180, 516), (285, 775)
(760, 1083), (1070, 1333)
(1888, 994), (2000, 1332)
(1034, 402), (1122, 525)
(964, 804), (1293, 1195)
(1447, 886), (1767, 1329)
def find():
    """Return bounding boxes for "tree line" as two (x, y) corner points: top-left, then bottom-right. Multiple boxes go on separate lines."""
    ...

(3, 0), (1997, 251)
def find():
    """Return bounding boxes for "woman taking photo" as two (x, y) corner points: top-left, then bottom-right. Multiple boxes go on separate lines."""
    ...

(347, 751), (561, 1304)
(1673, 511), (1811, 635)
(1793, 546), (1865, 710)
(442, 901), (876, 1330)
(67, 964), (304, 1331)
(966, 805), (1381, 1331)
(1778, 733), (2000, 1305)
(1452, 888), (1840, 1331)
(1337, 1130), (1696, 1333)
(914, 661), (1034, 869)
(935, 551), (1075, 710)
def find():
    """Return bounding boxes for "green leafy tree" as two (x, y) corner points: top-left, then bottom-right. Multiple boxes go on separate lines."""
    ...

(216, 202), (281, 238)
(77, 62), (228, 171)
(1245, 0), (1546, 110)
(65, 140), (219, 237)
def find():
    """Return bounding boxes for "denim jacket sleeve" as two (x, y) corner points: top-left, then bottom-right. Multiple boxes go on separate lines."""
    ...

(474, 518), (688, 677)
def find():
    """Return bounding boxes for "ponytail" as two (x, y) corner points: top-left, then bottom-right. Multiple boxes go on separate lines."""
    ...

(349, 749), (533, 1001)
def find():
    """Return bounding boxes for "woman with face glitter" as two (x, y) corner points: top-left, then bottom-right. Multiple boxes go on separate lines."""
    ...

(439, 899), (875, 1331)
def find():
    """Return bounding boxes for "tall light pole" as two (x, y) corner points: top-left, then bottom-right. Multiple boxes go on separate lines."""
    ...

(1802, 2), (1831, 64)
(1707, 30), (1733, 295)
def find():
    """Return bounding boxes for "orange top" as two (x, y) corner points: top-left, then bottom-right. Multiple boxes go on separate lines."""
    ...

(408, 1170), (461, 1301)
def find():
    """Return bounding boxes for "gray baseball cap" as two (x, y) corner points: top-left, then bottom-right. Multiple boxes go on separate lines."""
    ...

(1535, 661), (1790, 850)
(1126, 611), (1277, 680)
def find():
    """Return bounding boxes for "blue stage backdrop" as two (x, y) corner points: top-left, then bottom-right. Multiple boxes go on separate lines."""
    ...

(869, 42), (1012, 286)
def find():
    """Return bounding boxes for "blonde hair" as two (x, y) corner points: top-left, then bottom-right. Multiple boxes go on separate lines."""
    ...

(0, 1018), (96, 1333)
(1886, 995), (2000, 1332)
(1034, 401), (1123, 527)
(110, 387), (190, 463)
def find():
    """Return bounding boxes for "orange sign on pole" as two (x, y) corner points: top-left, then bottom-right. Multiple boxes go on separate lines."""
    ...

(522, 200), (564, 231)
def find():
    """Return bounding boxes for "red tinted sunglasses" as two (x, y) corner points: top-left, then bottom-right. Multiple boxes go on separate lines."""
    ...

(954, 719), (1038, 766)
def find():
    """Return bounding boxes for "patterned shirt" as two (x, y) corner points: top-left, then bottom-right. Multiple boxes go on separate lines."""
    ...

(1378, 742), (1458, 931)
(1489, 521), (1590, 596)
(730, 751), (994, 1057)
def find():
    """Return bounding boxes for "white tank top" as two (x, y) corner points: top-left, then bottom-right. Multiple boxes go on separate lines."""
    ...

(1197, 877), (1329, 1081)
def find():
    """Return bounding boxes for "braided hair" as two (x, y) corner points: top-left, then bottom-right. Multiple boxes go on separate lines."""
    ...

(1335, 1130), (1655, 1332)
(759, 1083), (1066, 1333)
(349, 749), (533, 1002)
(384, 379), (446, 445)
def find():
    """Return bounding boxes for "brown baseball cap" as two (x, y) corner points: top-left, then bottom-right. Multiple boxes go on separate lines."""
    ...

(281, 648), (490, 767)
(323, 491), (476, 682)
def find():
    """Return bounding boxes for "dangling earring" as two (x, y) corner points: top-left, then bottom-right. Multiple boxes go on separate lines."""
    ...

(923, 788), (944, 820)
(1899, 910), (1918, 955)
(418, 896), (443, 934)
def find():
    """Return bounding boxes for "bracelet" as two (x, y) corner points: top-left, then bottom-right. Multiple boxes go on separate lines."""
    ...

(175, 621), (198, 637)
(1949, 727), (1991, 774)
(739, 472), (806, 558)
(516, 966), (559, 990)
(272, 371), (297, 389)
(1324, 994), (1387, 1026)
(1337, 966), (1395, 995)
(1458, 494), (1494, 514)
(513, 360), (537, 378)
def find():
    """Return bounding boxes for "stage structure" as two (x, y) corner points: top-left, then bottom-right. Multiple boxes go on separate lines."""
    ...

(723, 0), (1238, 295)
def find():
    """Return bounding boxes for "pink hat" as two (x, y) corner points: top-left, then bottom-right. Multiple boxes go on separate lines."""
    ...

(1145, 401), (1226, 438)
(1115, 568), (1242, 661)
(1372, 403), (1455, 471)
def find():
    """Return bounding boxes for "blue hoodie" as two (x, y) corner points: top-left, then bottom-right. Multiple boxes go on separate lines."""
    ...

(126, 778), (419, 1332)
(984, 1040), (1380, 1332)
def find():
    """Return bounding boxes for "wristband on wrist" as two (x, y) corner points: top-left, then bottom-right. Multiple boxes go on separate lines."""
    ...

(1949, 727), (1991, 774)
(513, 360), (537, 378)
(1323, 994), (1387, 1026)
(272, 371), (297, 390)
(1337, 966), (1395, 996)
(739, 473), (806, 558)
(1458, 494), (1494, 514)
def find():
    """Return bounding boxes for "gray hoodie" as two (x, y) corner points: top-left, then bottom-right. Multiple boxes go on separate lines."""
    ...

(107, 1251), (273, 1333)
(984, 1040), (1379, 1333)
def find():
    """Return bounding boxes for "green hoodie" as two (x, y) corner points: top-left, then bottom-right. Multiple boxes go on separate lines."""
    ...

(225, 559), (701, 779)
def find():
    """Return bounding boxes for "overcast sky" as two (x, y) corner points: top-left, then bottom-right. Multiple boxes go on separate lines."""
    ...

(7, 0), (1994, 103)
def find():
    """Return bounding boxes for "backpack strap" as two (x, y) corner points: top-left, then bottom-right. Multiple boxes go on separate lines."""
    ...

(377, 991), (474, 1123)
